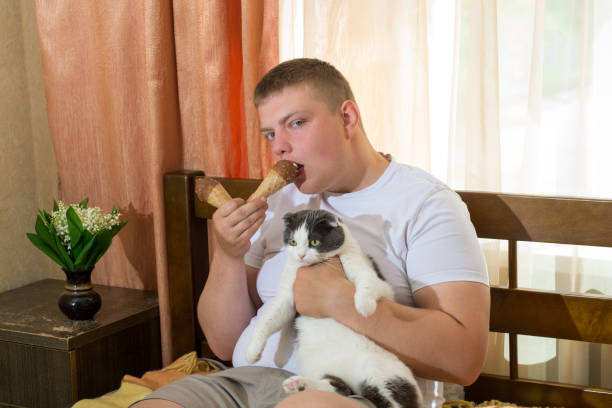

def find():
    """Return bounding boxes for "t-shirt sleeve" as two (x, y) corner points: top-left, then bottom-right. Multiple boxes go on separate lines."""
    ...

(244, 222), (265, 269)
(405, 188), (489, 292)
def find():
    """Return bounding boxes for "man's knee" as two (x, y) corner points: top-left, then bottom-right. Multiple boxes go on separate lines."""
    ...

(130, 400), (182, 408)
(276, 390), (363, 408)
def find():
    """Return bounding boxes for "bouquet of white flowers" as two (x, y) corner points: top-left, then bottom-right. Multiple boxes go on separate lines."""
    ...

(27, 198), (127, 271)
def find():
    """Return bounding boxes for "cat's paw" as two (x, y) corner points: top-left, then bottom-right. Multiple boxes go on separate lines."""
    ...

(245, 339), (264, 364)
(354, 289), (378, 317)
(282, 376), (312, 394)
(375, 279), (395, 301)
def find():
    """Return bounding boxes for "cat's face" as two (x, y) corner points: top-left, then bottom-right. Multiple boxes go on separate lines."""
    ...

(283, 210), (345, 265)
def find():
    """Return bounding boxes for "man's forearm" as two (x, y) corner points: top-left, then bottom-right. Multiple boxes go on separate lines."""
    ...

(197, 252), (256, 360)
(330, 284), (489, 385)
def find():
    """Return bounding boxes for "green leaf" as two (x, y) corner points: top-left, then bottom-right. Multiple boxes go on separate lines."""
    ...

(74, 231), (96, 267)
(54, 233), (74, 270)
(72, 230), (94, 264)
(66, 206), (83, 247)
(112, 205), (117, 215)
(53, 199), (59, 212)
(40, 209), (52, 224)
(85, 230), (113, 268)
(26, 233), (67, 269)
(79, 198), (89, 208)
(35, 215), (56, 250)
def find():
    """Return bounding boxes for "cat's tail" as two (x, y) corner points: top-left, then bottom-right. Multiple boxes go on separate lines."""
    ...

(359, 376), (423, 408)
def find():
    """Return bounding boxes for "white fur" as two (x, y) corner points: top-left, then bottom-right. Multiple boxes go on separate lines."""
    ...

(245, 216), (423, 408)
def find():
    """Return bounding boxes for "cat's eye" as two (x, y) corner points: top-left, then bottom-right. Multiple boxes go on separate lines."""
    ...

(288, 239), (297, 246)
(310, 240), (320, 247)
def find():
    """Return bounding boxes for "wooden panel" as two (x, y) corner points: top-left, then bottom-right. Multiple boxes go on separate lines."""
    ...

(465, 374), (612, 408)
(75, 317), (161, 399)
(164, 171), (208, 359)
(0, 341), (73, 408)
(195, 177), (261, 219)
(457, 191), (612, 247)
(489, 287), (612, 343)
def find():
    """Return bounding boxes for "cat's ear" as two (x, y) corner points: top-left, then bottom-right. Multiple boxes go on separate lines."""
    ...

(327, 213), (340, 228)
(316, 214), (338, 229)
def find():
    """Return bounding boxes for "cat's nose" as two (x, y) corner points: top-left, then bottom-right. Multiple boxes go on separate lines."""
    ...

(299, 253), (305, 260)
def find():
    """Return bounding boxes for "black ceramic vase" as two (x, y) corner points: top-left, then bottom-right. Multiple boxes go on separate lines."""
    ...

(58, 268), (102, 320)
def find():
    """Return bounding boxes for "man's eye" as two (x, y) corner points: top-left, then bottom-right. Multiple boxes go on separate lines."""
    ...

(264, 132), (275, 141)
(289, 239), (297, 246)
(310, 240), (320, 247)
(291, 120), (304, 128)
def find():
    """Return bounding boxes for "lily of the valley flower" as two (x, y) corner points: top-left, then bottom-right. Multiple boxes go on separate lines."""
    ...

(27, 198), (127, 271)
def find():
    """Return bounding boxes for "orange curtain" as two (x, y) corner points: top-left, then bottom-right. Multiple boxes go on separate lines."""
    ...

(173, 0), (277, 176)
(34, 0), (277, 364)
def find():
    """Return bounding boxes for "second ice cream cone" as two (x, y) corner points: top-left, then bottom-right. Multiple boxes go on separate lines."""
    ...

(196, 177), (232, 208)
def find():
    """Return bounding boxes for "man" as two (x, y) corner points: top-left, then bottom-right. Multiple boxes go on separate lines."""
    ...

(133, 58), (489, 408)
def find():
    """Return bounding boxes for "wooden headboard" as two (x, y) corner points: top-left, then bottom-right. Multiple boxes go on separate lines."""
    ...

(163, 170), (612, 408)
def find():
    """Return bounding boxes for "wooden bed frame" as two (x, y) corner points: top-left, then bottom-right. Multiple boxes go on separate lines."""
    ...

(163, 170), (612, 408)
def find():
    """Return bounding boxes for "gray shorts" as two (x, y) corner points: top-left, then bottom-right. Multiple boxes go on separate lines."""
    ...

(133, 366), (375, 408)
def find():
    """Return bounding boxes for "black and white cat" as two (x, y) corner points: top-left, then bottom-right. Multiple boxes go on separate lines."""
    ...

(246, 209), (423, 408)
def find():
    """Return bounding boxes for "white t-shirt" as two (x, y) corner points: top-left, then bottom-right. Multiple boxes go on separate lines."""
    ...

(233, 159), (488, 407)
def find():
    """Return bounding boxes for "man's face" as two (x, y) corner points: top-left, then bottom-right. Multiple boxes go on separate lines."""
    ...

(257, 84), (347, 194)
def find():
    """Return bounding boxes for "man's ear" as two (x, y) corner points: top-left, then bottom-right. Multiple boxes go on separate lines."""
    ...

(340, 100), (360, 139)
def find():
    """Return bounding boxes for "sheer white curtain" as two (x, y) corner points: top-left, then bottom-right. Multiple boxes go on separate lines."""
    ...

(279, 0), (612, 390)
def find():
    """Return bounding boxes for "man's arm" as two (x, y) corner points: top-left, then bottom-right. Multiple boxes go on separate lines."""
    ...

(293, 258), (490, 385)
(197, 197), (267, 360)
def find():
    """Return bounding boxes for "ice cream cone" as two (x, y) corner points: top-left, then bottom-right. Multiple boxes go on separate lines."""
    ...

(250, 160), (298, 200)
(195, 177), (232, 208)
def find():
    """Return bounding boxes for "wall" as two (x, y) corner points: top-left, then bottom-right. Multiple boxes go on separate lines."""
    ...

(0, 0), (61, 292)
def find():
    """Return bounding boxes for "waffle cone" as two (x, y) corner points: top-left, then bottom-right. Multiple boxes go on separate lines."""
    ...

(270, 160), (298, 182)
(196, 177), (232, 208)
(250, 170), (289, 200)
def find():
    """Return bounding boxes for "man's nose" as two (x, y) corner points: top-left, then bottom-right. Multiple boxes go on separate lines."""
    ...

(270, 131), (291, 157)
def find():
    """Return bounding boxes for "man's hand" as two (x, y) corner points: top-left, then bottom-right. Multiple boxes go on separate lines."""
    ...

(212, 197), (268, 259)
(293, 256), (355, 318)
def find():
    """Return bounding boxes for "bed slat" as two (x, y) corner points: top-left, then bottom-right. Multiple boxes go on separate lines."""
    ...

(458, 191), (612, 247)
(490, 286), (612, 344)
(465, 374), (612, 408)
(164, 171), (209, 360)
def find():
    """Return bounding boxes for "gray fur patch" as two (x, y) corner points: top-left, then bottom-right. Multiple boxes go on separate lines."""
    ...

(322, 374), (354, 396)
(385, 376), (420, 407)
(360, 382), (391, 408)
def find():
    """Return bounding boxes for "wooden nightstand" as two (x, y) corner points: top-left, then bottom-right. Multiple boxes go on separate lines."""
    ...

(0, 279), (162, 408)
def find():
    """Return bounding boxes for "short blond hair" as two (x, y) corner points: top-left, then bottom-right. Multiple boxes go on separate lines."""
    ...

(254, 58), (357, 115)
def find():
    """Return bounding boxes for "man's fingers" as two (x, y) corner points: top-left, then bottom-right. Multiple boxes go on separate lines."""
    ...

(225, 198), (267, 228)
(233, 208), (267, 238)
(238, 213), (267, 240)
(214, 198), (244, 219)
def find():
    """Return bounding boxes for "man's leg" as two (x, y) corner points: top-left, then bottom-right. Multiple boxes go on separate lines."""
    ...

(131, 400), (182, 408)
(276, 390), (373, 408)
(130, 366), (293, 408)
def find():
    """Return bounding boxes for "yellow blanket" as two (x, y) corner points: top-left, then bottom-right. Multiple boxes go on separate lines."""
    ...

(73, 352), (223, 408)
